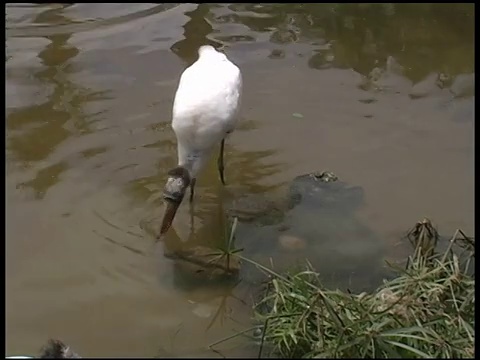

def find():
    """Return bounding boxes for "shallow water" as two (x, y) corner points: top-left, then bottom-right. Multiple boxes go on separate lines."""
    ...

(6, 3), (474, 357)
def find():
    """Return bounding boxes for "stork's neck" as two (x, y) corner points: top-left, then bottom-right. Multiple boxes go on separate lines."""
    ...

(177, 147), (210, 179)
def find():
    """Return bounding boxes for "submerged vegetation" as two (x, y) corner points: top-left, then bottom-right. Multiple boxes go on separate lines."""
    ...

(213, 218), (475, 358)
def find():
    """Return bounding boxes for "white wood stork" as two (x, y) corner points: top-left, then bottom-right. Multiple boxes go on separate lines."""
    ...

(159, 45), (242, 237)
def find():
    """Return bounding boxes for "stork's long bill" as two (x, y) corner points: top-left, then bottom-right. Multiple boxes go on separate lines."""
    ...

(159, 199), (180, 237)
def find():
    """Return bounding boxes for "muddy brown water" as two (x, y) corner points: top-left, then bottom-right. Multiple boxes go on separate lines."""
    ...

(6, 3), (474, 357)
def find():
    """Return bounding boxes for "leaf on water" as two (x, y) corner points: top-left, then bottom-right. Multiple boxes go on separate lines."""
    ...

(292, 112), (304, 119)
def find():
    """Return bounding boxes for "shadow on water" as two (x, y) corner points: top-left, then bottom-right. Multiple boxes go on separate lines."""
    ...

(138, 147), (286, 252)
(207, 4), (474, 121)
(208, 3), (474, 80)
(7, 5), (111, 199)
(170, 4), (223, 64)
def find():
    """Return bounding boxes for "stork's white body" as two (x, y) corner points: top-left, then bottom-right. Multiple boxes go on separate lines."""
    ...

(172, 45), (242, 178)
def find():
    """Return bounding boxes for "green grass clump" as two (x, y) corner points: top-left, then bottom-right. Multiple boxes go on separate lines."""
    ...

(252, 219), (474, 358)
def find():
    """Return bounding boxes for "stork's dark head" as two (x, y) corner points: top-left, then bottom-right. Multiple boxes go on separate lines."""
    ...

(159, 166), (191, 237)
(163, 166), (191, 202)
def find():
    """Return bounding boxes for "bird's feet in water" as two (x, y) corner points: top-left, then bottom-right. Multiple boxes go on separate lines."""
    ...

(189, 178), (196, 203)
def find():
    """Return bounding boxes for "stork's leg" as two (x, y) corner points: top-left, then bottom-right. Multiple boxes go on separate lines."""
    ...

(189, 197), (195, 233)
(217, 138), (226, 185)
(189, 178), (196, 203)
(189, 178), (196, 232)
